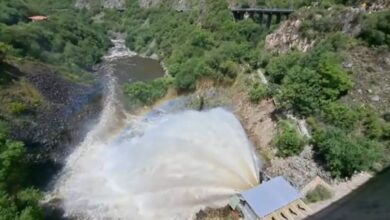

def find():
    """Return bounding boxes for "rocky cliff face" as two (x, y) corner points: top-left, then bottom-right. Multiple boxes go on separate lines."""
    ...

(75, 0), (125, 10)
(138, 0), (257, 10)
(265, 7), (364, 54)
(265, 19), (315, 54)
(138, 0), (197, 10)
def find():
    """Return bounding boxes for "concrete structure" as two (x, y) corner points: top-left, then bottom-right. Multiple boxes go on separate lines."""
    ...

(229, 176), (311, 220)
(231, 8), (294, 27)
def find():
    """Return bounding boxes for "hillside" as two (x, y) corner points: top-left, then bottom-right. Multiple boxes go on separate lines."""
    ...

(105, 0), (389, 218)
(0, 0), (389, 219)
(0, 0), (110, 218)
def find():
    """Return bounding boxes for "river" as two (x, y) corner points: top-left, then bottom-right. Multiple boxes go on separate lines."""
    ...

(46, 39), (261, 220)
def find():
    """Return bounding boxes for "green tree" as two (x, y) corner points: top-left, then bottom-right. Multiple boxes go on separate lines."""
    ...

(220, 60), (240, 78)
(265, 52), (303, 84)
(278, 52), (352, 115)
(124, 77), (173, 107)
(360, 11), (390, 47)
(175, 58), (212, 90)
(0, 121), (43, 220)
(363, 112), (384, 139)
(314, 128), (380, 178)
(0, 42), (12, 63)
(249, 82), (267, 103)
(322, 102), (360, 131)
(275, 121), (305, 157)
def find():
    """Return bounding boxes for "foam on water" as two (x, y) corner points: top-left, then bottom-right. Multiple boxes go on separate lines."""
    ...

(104, 39), (137, 60)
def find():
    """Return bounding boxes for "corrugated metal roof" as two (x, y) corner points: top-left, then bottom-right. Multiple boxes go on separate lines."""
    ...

(241, 176), (301, 218)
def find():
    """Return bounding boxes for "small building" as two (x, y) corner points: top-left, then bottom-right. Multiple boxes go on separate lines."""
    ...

(229, 176), (311, 220)
(28, 16), (48, 22)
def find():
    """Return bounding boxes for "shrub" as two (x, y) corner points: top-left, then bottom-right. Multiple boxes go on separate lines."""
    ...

(381, 123), (390, 140)
(174, 58), (212, 90)
(305, 185), (332, 203)
(359, 11), (390, 47)
(322, 102), (360, 131)
(249, 82), (267, 103)
(7, 102), (27, 115)
(313, 128), (381, 178)
(275, 121), (305, 157)
(220, 60), (240, 78)
(265, 52), (303, 84)
(0, 0), (30, 25)
(124, 77), (173, 107)
(363, 112), (384, 139)
(0, 125), (43, 220)
(0, 42), (12, 62)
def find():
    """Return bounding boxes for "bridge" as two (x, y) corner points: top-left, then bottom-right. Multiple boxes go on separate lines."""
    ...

(231, 8), (294, 27)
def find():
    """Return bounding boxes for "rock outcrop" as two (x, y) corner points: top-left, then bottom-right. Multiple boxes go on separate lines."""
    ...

(75, 0), (125, 10)
(265, 19), (315, 54)
(265, 146), (331, 189)
(139, 0), (195, 11)
(265, 7), (364, 54)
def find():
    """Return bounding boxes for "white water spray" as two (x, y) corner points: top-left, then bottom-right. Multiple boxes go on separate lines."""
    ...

(50, 106), (261, 219)
(48, 40), (261, 220)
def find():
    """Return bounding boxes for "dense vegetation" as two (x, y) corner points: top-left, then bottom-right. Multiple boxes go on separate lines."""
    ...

(123, 77), (173, 108)
(0, 1), (111, 219)
(114, 1), (390, 178)
(275, 120), (306, 157)
(0, 1), (389, 218)
(359, 11), (390, 47)
(248, 82), (267, 103)
(0, 0), (110, 70)
(268, 33), (354, 115)
(265, 30), (389, 177)
(0, 121), (43, 219)
(313, 128), (381, 177)
(119, 0), (269, 90)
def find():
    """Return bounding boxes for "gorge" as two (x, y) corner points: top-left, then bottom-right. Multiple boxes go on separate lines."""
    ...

(1, 1), (389, 219)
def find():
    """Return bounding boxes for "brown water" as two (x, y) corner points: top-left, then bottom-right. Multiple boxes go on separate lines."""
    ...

(109, 56), (165, 83)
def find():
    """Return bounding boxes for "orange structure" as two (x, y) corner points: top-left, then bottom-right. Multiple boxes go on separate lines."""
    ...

(28, 16), (48, 22)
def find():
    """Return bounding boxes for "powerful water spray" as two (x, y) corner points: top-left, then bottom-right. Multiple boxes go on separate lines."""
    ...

(48, 39), (261, 220)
